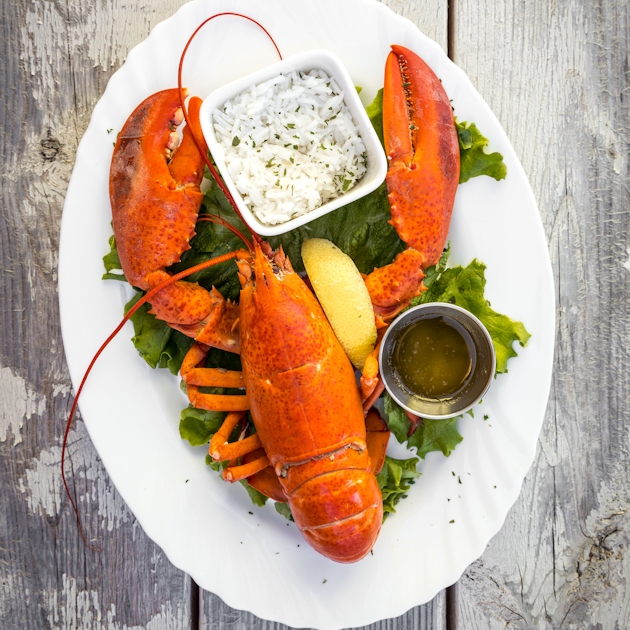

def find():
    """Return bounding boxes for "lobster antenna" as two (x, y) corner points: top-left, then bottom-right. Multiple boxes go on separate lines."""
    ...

(177, 12), (283, 244)
(62, 249), (243, 548)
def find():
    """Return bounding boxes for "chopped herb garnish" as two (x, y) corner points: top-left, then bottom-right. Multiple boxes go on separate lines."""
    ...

(287, 123), (295, 129)
(232, 136), (240, 146)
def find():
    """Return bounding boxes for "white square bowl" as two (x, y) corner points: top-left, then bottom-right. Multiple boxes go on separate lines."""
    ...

(198, 49), (388, 237)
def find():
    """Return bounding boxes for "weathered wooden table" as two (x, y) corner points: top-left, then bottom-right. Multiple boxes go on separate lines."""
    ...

(2, 0), (628, 628)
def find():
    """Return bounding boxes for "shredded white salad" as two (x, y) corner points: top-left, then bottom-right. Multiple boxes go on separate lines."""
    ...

(213, 69), (367, 225)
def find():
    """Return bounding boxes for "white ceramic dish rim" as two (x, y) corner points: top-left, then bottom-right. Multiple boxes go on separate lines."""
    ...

(199, 48), (388, 237)
(57, 1), (556, 628)
(379, 302), (497, 420)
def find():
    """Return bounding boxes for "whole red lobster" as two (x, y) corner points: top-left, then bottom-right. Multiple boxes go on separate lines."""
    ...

(64, 13), (458, 563)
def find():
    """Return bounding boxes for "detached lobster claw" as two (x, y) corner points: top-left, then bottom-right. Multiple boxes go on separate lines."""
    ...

(383, 45), (460, 268)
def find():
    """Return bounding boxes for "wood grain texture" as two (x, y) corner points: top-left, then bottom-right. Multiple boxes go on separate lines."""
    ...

(202, 591), (445, 630)
(381, 0), (447, 50)
(0, 1), (193, 628)
(453, 1), (630, 628)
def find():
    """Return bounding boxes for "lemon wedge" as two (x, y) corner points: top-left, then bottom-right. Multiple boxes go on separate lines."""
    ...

(302, 238), (377, 368)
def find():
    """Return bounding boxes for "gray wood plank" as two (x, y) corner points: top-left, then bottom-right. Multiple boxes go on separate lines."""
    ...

(202, 591), (445, 630)
(0, 0), (193, 628)
(200, 1), (448, 627)
(381, 0), (448, 51)
(453, 0), (630, 628)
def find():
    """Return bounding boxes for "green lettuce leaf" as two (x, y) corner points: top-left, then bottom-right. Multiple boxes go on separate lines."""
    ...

(239, 480), (268, 507)
(168, 178), (250, 301)
(407, 416), (463, 458)
(456, 120), (507, 183)
(268, 181), (404, 274)
(382, 392), (464, 459)
(102, 235), (127, 282)
(124, 293), (193, 374)
(275, 502), (294, 521)
(365, 88), (384, 148)
(411, 259), (531, 373)
(179, 406), (226, 446)
(383, 392), (411, 444)
(420, 244), (451, 290)
(377, 455), (421, 519)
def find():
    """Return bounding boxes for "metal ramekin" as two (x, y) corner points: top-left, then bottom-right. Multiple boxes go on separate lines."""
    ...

(379, 303), (496, 420)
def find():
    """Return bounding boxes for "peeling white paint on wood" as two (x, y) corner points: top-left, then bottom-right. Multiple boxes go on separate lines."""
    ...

(18, 441), (63, 517)
(0, 365), (46, 444)
(18, 423), (133, 531)
(46, 574), (190, 630)
(2, 0), (198, 626)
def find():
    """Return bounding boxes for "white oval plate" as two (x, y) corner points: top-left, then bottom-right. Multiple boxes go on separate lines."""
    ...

(58, 1), (555, 628)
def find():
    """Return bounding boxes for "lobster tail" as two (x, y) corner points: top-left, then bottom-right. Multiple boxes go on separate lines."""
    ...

(290, 468), (383, 563)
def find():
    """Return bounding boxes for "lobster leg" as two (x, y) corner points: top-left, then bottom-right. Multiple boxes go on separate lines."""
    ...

(186, 386), (249, 411)
(181, 343), (245, 388)
(181, 340), (249, 411)
(208, 412), (269, 483)
(184, 368), (244, 388)
(223, 455), (270, 483)
(243, 448), (288, 501)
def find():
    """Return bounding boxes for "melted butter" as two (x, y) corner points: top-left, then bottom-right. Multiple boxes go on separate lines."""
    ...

(393, 315), (476, 399)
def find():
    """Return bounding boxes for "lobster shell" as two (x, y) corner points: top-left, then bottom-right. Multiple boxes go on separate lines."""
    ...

(238, 245), (383, 563)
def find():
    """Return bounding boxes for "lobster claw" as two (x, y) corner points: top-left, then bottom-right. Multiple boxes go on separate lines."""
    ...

(383, 45), (460, 268)
(360, 47), (460, 401)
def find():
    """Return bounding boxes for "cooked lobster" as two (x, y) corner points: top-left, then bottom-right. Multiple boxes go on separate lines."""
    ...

(108, 85), (389, 562)
(64, 17), (458, 562)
